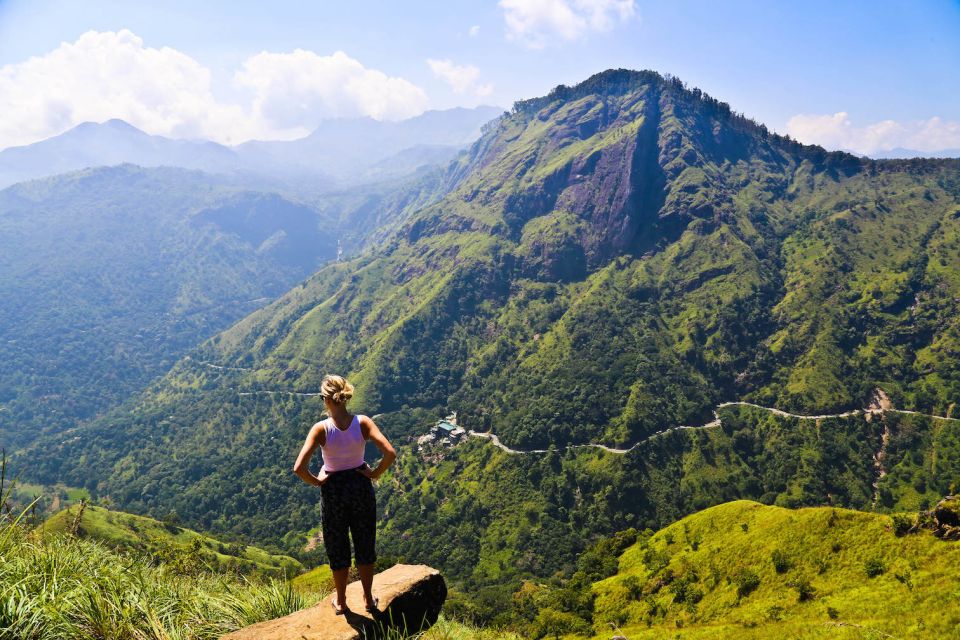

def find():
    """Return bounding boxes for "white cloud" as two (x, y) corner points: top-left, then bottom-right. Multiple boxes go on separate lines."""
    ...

(0, 30), (252, 149)
(474, 83), (495, 97)
(786, 112), (960, 156)
(469, 25), (481, 37)
(499, 0), (635, 48)
(237, 49), (428, 133)
(0, 30), (429, 150)
(427, 58), (494, 98)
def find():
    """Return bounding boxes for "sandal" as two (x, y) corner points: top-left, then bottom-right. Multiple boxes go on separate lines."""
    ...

(331, 595), (347, 615)
(365, 596), (379, 613)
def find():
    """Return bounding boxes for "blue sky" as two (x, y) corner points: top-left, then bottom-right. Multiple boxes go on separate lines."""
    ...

(0, 0), (958, 153)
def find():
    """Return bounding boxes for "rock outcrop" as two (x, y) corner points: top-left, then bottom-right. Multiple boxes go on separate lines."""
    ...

(221, 564), (446, 640)
(932, 496), (960, 541)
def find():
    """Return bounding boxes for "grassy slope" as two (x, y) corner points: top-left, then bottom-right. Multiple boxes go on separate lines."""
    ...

(290, 565), (333, 593)
(0, 529), (309, 640)
(592, 500), (960, 639)
(41, 505), (303, 577)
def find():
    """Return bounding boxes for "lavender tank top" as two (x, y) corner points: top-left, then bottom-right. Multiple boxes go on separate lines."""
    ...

(320, 415), (366, 472)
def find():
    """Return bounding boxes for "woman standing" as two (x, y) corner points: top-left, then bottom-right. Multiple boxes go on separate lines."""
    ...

(293, 374), (396, 615)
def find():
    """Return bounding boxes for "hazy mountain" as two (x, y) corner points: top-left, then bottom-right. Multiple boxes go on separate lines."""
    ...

(0, 119), (239, 189)
(22, 70), (960, 611)
(869, 147), (960, 159)
(233, 106), (503, 190)
(0, 106), (503, 192)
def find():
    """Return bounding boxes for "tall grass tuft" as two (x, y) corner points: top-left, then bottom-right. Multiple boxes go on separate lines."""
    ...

(0, 455), (315, 640)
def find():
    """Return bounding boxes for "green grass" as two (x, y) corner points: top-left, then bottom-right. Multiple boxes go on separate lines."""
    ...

(40, 505), (303, 578)
(590, 500), (960, 639)
(290, 565), (333, 594)
(415, 615), (524, 639)
(0, 465), (311, 640)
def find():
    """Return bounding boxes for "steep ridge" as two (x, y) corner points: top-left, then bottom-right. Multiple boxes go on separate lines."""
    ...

(23, 70), (960, 594)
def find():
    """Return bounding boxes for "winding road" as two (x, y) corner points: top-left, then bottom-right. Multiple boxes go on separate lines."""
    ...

(191, 359), (960, 455)
(463, 402), (959, 456)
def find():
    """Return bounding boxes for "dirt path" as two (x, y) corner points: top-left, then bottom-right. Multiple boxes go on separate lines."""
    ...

(871, 421), (892, 508)
(186, 356), (251, 372)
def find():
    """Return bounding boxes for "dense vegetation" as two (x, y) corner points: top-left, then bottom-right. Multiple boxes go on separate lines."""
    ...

(16, 69), (960, 632)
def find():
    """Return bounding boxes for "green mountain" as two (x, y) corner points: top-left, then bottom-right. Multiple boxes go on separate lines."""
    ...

(587, 500), (960, 639)
(0, 165), (342, 450)
(41, 504), (303, 578)
(22, 69), (960, 614)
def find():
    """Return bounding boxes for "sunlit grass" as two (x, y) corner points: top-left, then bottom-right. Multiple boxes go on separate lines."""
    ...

(0, 454), (315, 640)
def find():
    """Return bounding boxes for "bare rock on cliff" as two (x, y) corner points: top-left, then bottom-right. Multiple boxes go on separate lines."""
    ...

(933, 496), (960, 541)
(221, 564), (446, 640)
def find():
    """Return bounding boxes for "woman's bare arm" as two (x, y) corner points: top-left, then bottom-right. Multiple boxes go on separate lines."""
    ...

(359, 415), (396, 480)
(293, 423), (328, 486)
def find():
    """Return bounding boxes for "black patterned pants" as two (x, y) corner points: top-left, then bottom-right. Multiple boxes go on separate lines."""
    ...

(320, 465), (377, 570)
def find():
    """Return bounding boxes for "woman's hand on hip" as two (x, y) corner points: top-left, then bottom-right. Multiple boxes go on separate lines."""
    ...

(356, 462), (376, 480)
(316, 468), (330, 486)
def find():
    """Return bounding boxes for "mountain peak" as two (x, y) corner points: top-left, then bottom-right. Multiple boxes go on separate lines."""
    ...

(70, 118), (145, 136)
(102, 118), (142, 132)
(512, 68), (663, 115)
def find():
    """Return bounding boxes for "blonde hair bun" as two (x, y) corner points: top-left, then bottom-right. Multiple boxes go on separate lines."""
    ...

(321, 374), (354, 405)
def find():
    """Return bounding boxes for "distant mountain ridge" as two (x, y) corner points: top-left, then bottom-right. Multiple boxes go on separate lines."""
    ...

(0, 119), (239, 189)
(869, 146), (960, 160)
(0, 106), (504, 191)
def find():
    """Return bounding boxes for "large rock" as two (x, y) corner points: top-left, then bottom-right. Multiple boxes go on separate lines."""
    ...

(221, 564), (446, 640)
(932, 496), (960, 541)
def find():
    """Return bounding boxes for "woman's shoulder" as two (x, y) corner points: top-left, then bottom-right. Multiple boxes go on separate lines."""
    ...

(356, 414), (372, 436)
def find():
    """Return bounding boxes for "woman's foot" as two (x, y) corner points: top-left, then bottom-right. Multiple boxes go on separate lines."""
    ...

(331, 595), (347, 615)
(364, 594), (379, 613)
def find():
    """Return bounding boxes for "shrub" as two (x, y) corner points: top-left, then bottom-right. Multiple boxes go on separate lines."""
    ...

(894, 571), (913, 590)
(827, 606), (840, 620)
(864, 557), (886, 577)
(622, 575), (643, 600)
(670, 576), (703, 605)
(734, 568), (760, 598)
(771, 549), (792, 574)
(891, 513), (914, 536)
(789, 577), (816, 602)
